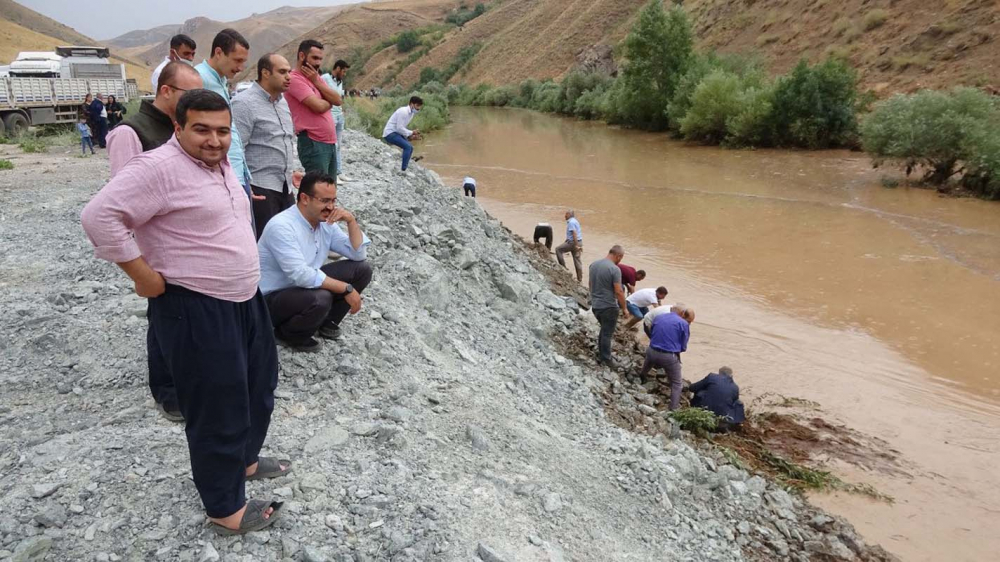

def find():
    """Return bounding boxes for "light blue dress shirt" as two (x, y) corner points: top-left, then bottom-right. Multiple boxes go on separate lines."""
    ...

(566, 217), (582, 242)
(258, 205), (370, 295)
(195, 60), (251, 188)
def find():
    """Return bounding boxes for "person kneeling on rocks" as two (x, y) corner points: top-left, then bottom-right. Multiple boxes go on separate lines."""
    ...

(689, 366), (745, 432)
(258, 171), (372, 352)
(640, 303), (695, 410)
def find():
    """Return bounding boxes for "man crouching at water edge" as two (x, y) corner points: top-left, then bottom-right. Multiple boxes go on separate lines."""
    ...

(258, 171), (372, 353)
(640, 303), (695, 411)
(80, 90), (287, 535)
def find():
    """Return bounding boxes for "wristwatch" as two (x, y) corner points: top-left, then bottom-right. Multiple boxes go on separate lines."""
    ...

(343, 284), (355, 295)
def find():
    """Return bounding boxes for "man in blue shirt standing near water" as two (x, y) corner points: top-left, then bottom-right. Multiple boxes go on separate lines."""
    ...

(641, 303), (696, 410)
(556, 210), (584, 282)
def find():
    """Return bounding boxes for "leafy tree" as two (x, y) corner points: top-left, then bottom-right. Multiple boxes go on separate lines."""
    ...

(396, 30), (420, 53)
(612, 0), (694, 130)
(770, 58), (859, 148)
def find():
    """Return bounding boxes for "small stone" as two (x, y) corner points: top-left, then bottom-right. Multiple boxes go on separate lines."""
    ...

(325, 514), (344, 531)
(304, 427), (349, 453)
(273, 486), (293, 498)
(69, 504), (85, 514)
(382, 406), (411, 422)
(12, 536), (52, 562)
(528, 535), (543, 546)
(369, 520), (384, 528)
(476, 543), (511, 562)
(281, 537), (300, 558)
(302, 546), (328, 562)
(84, 523), (97, 541)
(350, 422), (379, 437)
(30, 483), (61, 499)
(466, 425), (489, 451)
(542, 493), (563, 513)
(34, 503), (68, 528)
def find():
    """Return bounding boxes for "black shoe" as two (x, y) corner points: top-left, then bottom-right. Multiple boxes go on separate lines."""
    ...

(277, 336), (322, 353)
(412, 155), (424, 162)
(318, 324), (342, 341)
(155, 401), (184, 423)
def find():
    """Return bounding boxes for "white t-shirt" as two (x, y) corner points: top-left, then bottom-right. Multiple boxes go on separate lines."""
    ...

(643, 304), (675, 330)
(627, 288), (659, 308)
(151, 56), (170, 91)
(463, 177), (476, 186)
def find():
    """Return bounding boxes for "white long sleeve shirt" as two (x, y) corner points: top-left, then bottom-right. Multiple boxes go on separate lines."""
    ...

(382, 105), (417, 138)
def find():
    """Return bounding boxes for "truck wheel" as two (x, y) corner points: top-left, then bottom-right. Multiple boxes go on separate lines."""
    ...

(2, 113), (29, 137)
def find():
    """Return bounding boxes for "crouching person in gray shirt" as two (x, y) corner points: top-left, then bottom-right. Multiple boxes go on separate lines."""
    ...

(257, 171), (372, 352)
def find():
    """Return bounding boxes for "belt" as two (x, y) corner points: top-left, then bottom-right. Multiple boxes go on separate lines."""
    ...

(650, 346), (679, 355)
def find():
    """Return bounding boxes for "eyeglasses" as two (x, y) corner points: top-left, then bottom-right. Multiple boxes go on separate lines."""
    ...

(165, 84), (190, 92)
(309, 194), (337, 206)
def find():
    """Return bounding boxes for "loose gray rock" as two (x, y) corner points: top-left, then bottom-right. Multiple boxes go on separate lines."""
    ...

(476, 543), (511, 562)
(197, 543), (220, 562)
(12, 537), (53, 562)
(304, 427), (349, 453)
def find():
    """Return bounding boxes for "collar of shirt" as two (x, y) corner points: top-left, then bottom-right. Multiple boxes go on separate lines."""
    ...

(292, 204), (320, 233)
(251, 81), (281, 103)
(197, 61), (228, 92)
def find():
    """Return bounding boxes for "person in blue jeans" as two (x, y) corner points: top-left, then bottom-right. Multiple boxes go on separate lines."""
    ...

(77, 117), (95, 155)
(382, 96), (423, 172)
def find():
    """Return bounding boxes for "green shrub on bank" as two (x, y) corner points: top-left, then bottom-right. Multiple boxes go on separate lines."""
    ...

(770, 58), (860, 148)
(396, 30), (420, 53)
(446, 3), (486, 26)
(861, 87), (1000, 198)
(0, 159), (13, 170)
(18, 135), (47, 153)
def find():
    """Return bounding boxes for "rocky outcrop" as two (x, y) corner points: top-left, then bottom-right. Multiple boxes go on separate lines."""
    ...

(0, 133), (894, 561)
(574, 44), (618, 77)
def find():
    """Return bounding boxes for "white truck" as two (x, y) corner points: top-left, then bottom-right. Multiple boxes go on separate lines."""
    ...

(0, 46), (137, 136)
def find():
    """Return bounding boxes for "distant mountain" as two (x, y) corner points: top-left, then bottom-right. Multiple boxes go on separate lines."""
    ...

(107, 6), (348, 68)
(0, 0), (152, 89)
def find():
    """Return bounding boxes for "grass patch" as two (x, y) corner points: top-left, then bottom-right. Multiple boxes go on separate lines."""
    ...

(831, 17), (852, 37)
(863, 9), (889, 31)
(18, 135), (47, 153)
(669, 407), (719, 433)
(892, 53), (931, 70)
(880, 176), (900, 188)
(756, 33), (780, 47)
(0, 159), (13, 170)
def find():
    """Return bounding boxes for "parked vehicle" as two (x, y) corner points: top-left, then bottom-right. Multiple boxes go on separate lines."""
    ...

(0, 46), (131, 136)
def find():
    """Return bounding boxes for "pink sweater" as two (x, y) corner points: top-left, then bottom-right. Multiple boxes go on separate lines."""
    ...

(81, 136), (259, 302)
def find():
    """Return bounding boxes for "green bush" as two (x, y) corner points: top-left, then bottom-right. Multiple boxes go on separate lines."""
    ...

(349, 91), (451, 140)
(612, 0), (694, 130)
(669, 407), (719, 432)
(396, 30), (420, 53)
(770, 58), (860, 148)
(727, 83), (777, 147)
(446, 3), (486, 26)
(18, 135), (47, 153)
(679, 70), (745, 144)
(861, 88), (998, 184)
(0, 159), (13, 170)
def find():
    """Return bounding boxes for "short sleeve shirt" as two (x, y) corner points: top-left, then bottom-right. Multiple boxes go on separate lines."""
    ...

(618, 264), (637, 287)
(589, 258), (622, 309)
(284, 71), (337, 144)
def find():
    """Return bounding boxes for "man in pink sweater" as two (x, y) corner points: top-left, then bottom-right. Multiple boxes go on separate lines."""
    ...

(81, 89), (286, 536)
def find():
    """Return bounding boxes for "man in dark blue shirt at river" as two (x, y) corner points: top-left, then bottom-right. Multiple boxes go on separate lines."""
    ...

(640, 303), (695, 410)
(690, 366), (745, 431)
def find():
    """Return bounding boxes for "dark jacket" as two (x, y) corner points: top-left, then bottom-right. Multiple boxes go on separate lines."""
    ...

(88, 99), (105, 122)
(118, 100), (174, 151)
(106, 101), (126, 128)
(690, 373), (745, 424)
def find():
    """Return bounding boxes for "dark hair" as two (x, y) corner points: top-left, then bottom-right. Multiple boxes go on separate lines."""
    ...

(107, 94), (116, 103)
(157, 60), (199, 92)
(409, 95), (423, 105)
(656, 286), (669, 296)
(333, 59), (350, 70)
(636, 269), (646, 278)
(211, 28), (249, 56)
(257, 53), (277, 81)
(297, 171), (336, 202)
(170, 34), (196, 51)
(297, 39), (323, 57)
(175, 89), (231, 127)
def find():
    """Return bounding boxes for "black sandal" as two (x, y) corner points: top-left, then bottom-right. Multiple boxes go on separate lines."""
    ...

(208, 499), (284, 536)
(246, 457), (292, 481)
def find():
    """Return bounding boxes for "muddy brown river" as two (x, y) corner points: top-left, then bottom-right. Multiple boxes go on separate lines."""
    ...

(420, 107), (1000, 562)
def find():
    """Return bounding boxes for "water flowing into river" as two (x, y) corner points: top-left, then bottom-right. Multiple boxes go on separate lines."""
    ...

(420, 106), (1000, 562)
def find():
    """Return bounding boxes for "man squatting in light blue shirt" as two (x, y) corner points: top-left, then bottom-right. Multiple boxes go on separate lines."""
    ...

(257, 171), (373, 352)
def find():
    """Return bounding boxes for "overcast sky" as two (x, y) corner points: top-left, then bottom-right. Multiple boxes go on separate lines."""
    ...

(19, 0), (362, 40)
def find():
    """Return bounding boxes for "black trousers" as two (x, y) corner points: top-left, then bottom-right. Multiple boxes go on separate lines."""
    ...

(463, 183), (476, 197)
(94, 117), (108, 148)
(252, 183), (295, 240)
(533, 224), (553, 250)
(147, 311), (177, 410)
(593, 306), (619, 363)
(265, 260), (373, 343)
(148, 284), (279, 518)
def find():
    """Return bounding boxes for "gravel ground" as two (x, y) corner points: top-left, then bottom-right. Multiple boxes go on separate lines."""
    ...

(0, 132), (895, 562)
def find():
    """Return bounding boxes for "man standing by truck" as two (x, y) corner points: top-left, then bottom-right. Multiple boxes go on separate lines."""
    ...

(88, 93), (109, 148)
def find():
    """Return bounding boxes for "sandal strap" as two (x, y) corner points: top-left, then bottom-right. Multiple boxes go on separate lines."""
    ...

(240, 499), (273, 528)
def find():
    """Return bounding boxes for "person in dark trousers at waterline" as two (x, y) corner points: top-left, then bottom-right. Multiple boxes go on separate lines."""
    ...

(81, 89), (287, 535)
(463, 176), (477, 197)
(258, 171), (372, 352)
(533, 223), (553, 250)
(589, 245), (628, 368)
(640, 303), (695, 410)
(690, 366), (745, 431)
(556, 210), (583, 282)
(382, 96), (423, 172)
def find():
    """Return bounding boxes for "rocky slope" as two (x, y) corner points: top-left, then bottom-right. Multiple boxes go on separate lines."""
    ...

(0, 133), (893, 562)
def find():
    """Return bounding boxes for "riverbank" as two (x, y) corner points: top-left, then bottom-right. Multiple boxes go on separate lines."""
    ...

(0, 133), (895, 561)
(419, 105), (1000, 562)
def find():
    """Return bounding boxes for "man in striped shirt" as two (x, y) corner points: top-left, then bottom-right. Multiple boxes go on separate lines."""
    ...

(233, 53), (303, 238)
